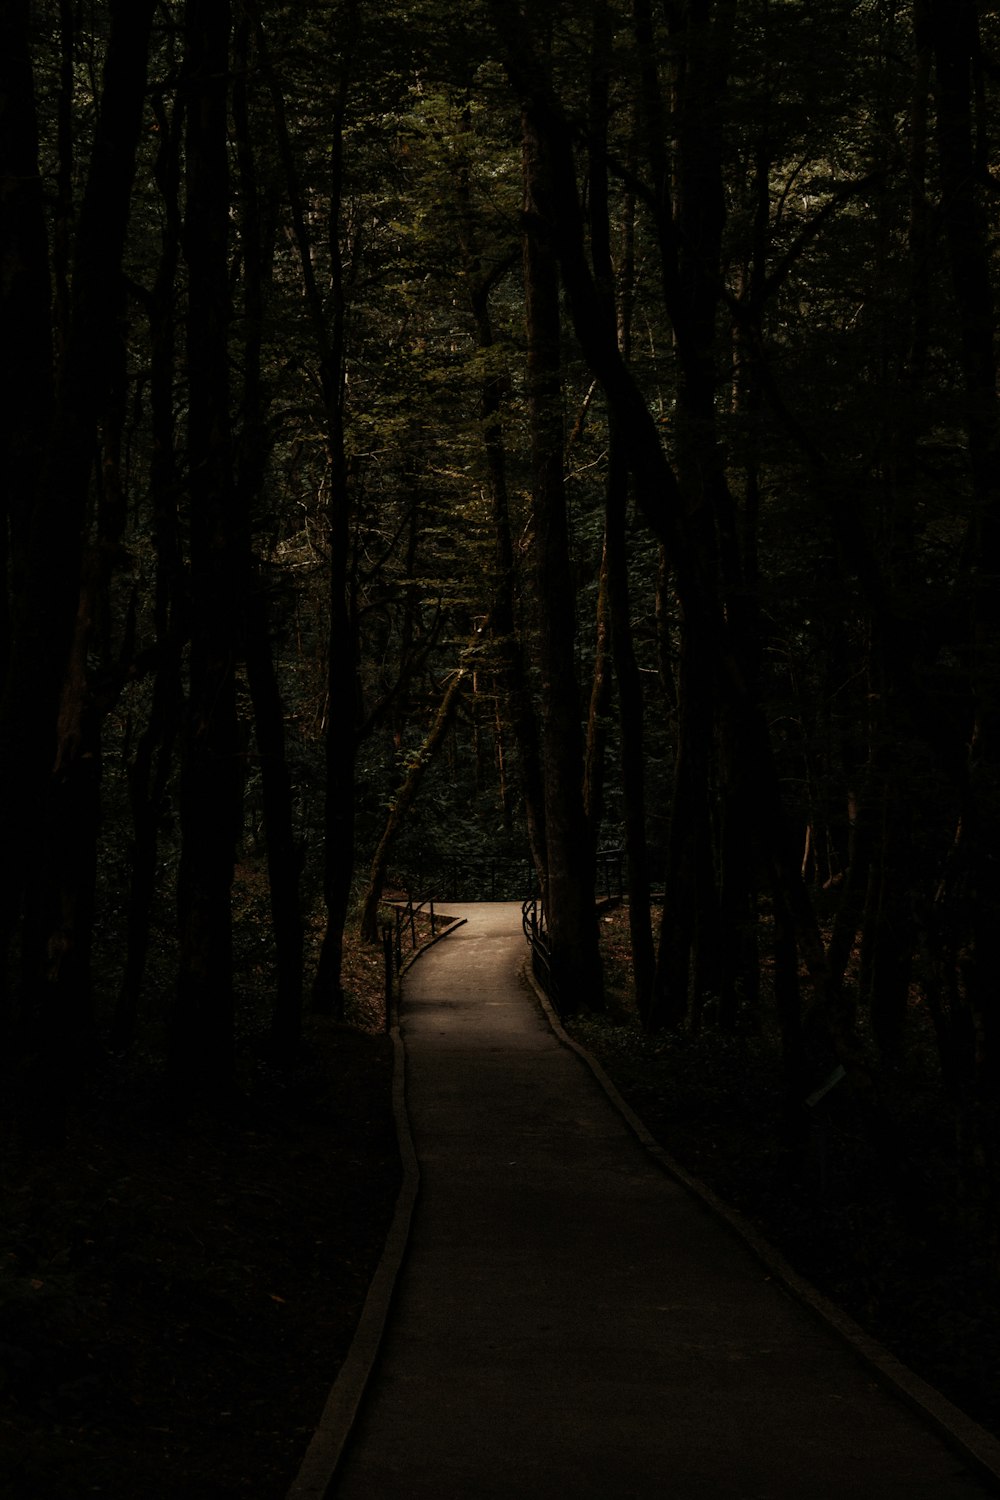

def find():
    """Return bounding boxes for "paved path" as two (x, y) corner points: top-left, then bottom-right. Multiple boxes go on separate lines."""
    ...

(331, 903), (998, 1498)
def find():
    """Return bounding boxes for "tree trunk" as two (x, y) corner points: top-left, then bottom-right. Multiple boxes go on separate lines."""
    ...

(934, 0), (1000, 1106)
(305, 4), (360, 1019)
(587, 6), (654, 1014)
(606, 430), (656, 1018)
(0, 0), (54, 1024)
(246, 590), (304, 1054)
(583, 543), (612, 848)
(171, 0), (240, 1100)
(457, 115), (549, 902)
(0, 0), (157, 1134)
(232, 17), (304, 1055)
(522, 104), (604, 1015)
(358, 666), (469, 942)
(649, 611), (714, 1030)
(113, 87), (185, 1049)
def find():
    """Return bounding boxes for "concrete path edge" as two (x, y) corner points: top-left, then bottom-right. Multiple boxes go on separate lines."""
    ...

(284, 917), (467, 1499)
(522, 961), (1000, 1494)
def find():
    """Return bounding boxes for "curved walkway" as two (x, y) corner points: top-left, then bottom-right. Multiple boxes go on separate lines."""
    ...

(325, 904), (998, 1497)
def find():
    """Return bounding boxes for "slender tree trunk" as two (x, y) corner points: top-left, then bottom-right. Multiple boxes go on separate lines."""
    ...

(827, 786), (869, 998)
(0, 0), (54, 1021)
(0, 0), (157, 1133)
(0, 0), (53, 673)
(358, 666), (469, 942)
(606, 431), (656, 1017)
(456, 109), (548, 900)
(772, 888), (804, 1143)
(114, 88), (185, 1048)
(232, 15), (304, 1053)
(586, 3), (655, 1014)
(649, 612), (713, 1029)
(583, 544), (612, 847)
(862, 786), (913, 1068)
(171, 0), (240, 1099)
(310, 3), (360, 1018)
(522, 106), (604, 1015)
(484, 361), (549, 903)
(246, 593), (304, 1053)
(250, 3), (360, 1017)
(928, 0), (1000, 1109)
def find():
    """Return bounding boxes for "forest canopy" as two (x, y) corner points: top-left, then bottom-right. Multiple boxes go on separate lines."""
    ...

(2, 0), (999, 1229)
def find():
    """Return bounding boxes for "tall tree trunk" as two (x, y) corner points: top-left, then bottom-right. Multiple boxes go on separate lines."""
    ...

(606, 431), (656, 1017)
(862, 781), (913, 1067)
(583, 543), (612, 848)
(171, 0), (240, 1100)
(479, 302), (549, 899)
(246, 593), (304, 1053)
(233, 12), (304, 1054)
(0, 0), (53, 679)
(649, 612), (715, 1029)
(358, 665), (469, 942)
(588, 3), (654, 1013)
(114, 87), (185, 1049)
(251, 3), (360, 1017)
(309, 2), (360, 1019)
(0, 0), (55, 1021)
(522, 104), (604, 1015)
(455, 103), (548, 899)
(927, 0), (1000, 1180)
(0, 0), (157, 1134)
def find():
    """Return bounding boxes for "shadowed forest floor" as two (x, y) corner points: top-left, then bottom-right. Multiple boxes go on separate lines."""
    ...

(0, 937), (399, 1500)
(1, 904), (998, 1497)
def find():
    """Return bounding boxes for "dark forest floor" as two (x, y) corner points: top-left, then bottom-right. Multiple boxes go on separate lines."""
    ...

(2, 900), (999, 1497)
(0, 935), (400, 1500)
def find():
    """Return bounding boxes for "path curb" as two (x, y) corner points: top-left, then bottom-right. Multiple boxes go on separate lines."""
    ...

(285, 915), (466, 1499)
(522, 960), (1000, 1494)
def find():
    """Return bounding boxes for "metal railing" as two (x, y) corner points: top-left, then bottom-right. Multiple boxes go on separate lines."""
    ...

(381, 894), (442, 1030)
(392, 848), (626, 904)
(382, 850), (629, 1020)
(521, 896), (556, 1007)
(595, 846), (624, 903)
(392, 855), (538, 903)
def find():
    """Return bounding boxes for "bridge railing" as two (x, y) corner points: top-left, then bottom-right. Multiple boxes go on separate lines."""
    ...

(390, 847), (627, 905)
(392, 855), (538, 903)
(383, 850), (629, 1017)
(521, 896), (556, 1008)
(380, 893), (445, 1029)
